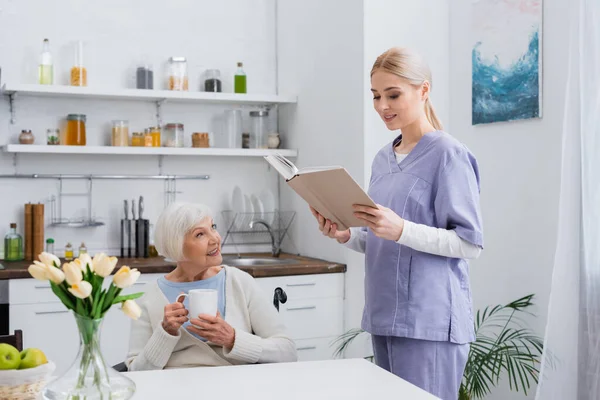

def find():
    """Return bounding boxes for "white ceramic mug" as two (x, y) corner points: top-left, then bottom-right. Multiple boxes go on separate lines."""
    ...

(176, 289), (218, 319)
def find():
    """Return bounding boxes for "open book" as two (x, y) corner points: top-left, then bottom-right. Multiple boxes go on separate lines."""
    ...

(264, 153), (377, 231)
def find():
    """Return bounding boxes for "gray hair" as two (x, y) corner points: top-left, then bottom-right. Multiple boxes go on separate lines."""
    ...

(154, 202), (213, 262)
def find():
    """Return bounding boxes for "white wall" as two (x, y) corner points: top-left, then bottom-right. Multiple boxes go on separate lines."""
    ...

(450, 0), (570, 398)
(363, 0), (450, 188)
(0, 0), (281, 256)
(276, 0), (367, 356)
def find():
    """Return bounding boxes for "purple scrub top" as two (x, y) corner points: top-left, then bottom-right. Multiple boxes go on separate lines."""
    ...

(362, 131), (483, 344)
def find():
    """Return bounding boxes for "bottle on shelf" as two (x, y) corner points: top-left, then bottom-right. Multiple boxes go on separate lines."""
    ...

(70, 41), (87, 87)
(78, 242), (87, 257)
(38, 38), (53, 85)
(234, 62), (247, 94)
(4, 223), (24, 261)
(46, 238), (55, 254)
(64, 242), (74, 261)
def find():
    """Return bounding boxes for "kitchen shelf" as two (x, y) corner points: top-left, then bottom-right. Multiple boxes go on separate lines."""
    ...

(1, 83), (297, 106)
(1, 144), (298, 157)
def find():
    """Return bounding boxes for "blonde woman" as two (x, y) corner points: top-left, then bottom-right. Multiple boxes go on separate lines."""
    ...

(310, 48), (483, 399)
(126, 202), (297, 371)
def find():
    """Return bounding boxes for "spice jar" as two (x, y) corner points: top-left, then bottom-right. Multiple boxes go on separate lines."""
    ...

(149, 126), (161, 147)
(242, 133), (250, 149)
(18, 130), (34, 144)
(204, 69), (222, 92)
(65, 114), (86, 146)
(192, 132), (209, 148)
(167, 57), (188, 91)
(111, 120), (129, 146)
(70, 41), (87, 87)
(163, 123), (184, 147)
(46, 238), (55, 254)
(78, 242), (87, 256)
(46, 129), (60, 145)
(267, 132), (281, 149)
(131, 132), (144, 147)
(143, 128), (153, 147)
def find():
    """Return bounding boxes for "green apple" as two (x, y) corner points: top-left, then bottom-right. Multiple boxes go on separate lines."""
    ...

(18, 348), (48, 370)
(0, 343), (21, 370)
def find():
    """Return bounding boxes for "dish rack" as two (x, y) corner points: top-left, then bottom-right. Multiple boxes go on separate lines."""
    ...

(220, 210), (296, 247)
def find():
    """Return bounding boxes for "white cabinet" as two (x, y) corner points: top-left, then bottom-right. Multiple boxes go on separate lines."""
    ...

(8, 273), (162, 375)
(8, 271), (345, 373)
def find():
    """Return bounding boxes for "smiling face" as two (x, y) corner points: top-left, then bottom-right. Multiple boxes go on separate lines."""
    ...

(181, 217), (223, 267)
(371, 70), (429, 131)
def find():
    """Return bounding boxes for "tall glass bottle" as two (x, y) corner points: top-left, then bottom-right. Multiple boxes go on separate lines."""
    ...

(4, 223), (24, 261)
(234, 62), (247, 94)
(38, 38), (53, 85)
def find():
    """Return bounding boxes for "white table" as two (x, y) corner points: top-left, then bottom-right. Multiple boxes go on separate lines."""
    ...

(124, 358), (440, 399)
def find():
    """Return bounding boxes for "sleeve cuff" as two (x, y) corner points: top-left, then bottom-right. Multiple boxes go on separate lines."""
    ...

(397, 220), (416, 245)
(222, 330), (262, 363)
(142, 322), (181, 368)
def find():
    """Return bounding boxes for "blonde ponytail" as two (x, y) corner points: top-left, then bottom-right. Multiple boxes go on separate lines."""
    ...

(424, 98), (443, 130)
(372, 47), (444, 130)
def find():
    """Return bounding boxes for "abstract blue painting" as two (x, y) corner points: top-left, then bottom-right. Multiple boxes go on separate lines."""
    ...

(472, 0), (542, 125)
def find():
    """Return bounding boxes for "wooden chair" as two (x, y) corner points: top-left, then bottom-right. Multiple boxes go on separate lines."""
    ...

(0, 330), (23, 351)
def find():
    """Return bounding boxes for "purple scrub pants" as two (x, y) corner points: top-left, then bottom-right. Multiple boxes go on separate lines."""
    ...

(372, 335), (469, 400)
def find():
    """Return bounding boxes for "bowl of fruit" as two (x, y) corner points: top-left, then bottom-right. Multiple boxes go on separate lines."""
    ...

(0, 343), (55, 400)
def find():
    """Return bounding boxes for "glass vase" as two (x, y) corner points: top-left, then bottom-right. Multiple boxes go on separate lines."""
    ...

(42, 313), (136, 400)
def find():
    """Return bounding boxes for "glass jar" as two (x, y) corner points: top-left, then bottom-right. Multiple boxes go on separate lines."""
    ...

(224, 109), (243, 148)
(149, 126), (161, 147)
(70, 41), (87, 87)
(65, 114), (86, 146)
(47, 129), (60, 145)
(163, 123), (184, 147)
(192, 132), (209, 148)
(204, 69), (222, 92)
(131, 132), (144, 147)
(136, 64), (153, 89)
(168, 57), (188, 91)
(111, 120), (129, 146)
(78, 242), (87, 256)
(249, 110), (269, 149)
(18, 130), (35, 144)
(46, 238), (55, 254)
(4, 223), (23, 261)
(143, 128), (154, 147)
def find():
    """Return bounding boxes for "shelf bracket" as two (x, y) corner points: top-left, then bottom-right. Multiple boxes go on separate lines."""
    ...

(155, 99), (166, 127)
(8, 93), (16, 124)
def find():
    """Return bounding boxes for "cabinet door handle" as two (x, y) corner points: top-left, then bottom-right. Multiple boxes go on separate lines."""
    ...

(34, 285), (51, 289)
(35, 310), (69, 315)
(133, 282), (147, 285)
(286, 283), (316, 287)
(286, 306), (316, 311)
(297, 346), (317, 351)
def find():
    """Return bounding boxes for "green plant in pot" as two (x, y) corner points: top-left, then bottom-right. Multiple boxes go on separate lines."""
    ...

(332, 294), (544, 399)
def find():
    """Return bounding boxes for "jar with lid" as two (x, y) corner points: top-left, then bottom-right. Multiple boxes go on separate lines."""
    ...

(163, 123), (184, 147)
(149, 126), (161, 147)
(131, 132), (144, 147)
(143, 128), (154, 147)
(249, 110), (269, 149)
(111, 120), (129, 146)
(47, 129), (60, 145)
(204, 69), (222, 92)
(70, 41), (87, 87)
(168, 57), (188, 91)
(192, 132), (209, 148)
(136, 64), (154, 89)
(18, 130), (35, 144)
(65, 114), (86, 146)
(46, 238), (55, 254)
(78, 242), (87, 256)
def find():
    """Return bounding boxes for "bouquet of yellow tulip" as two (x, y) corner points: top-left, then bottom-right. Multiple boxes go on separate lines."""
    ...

(28, 252), (142, 399)
(28, 252), (143, 321)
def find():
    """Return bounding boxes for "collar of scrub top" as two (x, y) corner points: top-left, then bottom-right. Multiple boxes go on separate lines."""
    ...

(388, 130), (442, 173)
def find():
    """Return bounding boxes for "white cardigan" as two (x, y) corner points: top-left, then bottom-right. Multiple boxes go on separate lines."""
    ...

(126, 266), (297, 371)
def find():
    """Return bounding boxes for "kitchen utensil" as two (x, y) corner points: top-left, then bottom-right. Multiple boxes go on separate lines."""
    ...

(129, 199), (135, 258)
(121, 200), (129, 258)
(250, 194), (264, 221)
(259, 189), (276, 225)
(231, 186), (245, 229)
(136, 196), (149, 258)
(176, 289), (218, 319)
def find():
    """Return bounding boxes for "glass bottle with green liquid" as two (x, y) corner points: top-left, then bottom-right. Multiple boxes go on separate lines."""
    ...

(234, 62), (247, 94)
(4, 223), (24, 261)
(38, 38), (53, 85)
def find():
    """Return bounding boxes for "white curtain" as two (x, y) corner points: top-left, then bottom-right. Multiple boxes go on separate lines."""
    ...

(535, 0), (600, 399)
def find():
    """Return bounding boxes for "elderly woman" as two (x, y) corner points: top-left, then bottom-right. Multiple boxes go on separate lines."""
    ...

(126, 202), (297, 371)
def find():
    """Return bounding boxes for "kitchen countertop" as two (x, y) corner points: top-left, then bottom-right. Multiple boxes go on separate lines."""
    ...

(0, 253), (346, 280)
